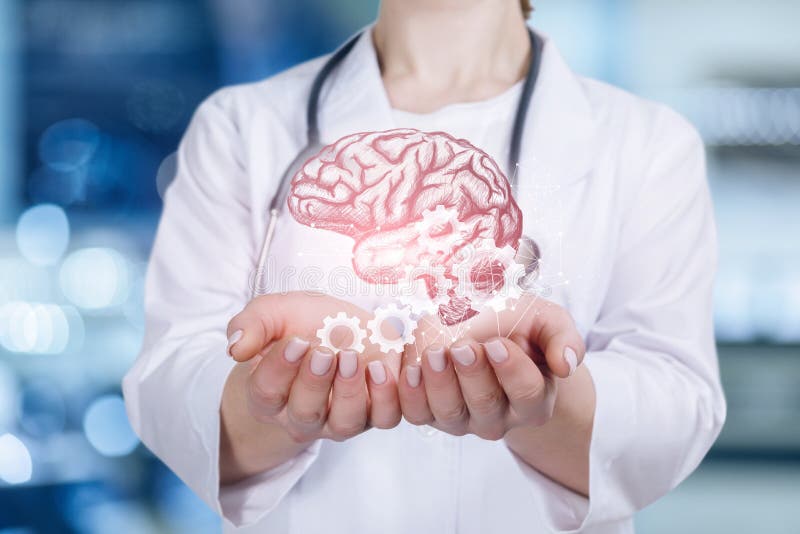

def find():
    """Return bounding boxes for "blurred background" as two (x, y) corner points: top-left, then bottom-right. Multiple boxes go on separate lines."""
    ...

(0, 0), (798, 532)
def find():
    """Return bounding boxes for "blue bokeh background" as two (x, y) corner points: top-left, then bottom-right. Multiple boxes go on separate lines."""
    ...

(1, 1), (799, 533)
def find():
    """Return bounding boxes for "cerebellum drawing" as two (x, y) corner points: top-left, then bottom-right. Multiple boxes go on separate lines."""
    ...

(287, 128), (525, 325)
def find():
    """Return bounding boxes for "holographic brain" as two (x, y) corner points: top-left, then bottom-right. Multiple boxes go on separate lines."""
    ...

(288, 128), (523, 324)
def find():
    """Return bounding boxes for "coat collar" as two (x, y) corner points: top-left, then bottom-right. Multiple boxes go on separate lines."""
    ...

(319, 26), (600, 189)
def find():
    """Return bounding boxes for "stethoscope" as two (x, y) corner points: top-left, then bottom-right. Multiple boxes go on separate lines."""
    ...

(253, 28), (543, 298)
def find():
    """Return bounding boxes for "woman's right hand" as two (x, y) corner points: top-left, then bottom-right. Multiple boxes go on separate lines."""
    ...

(219, 293), (401, 484)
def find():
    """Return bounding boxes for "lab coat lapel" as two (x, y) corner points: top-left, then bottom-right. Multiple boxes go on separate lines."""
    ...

(515, 32), (601, 190)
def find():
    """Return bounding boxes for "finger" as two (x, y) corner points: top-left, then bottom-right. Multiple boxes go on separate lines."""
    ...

(325, 350), (369, 441)
(398, 363), (434, 426)
(449, 339), (507, 440)
(421, 344), (468, 435)
(247, 337), (310, 419)
(227, 295), (288, 362)
(528, 302), (586, 379)
(466, 296), (585, 379)
(285, 346), (337, 441)
(366, 360), (401, 429)
(483, 337), (555, 426)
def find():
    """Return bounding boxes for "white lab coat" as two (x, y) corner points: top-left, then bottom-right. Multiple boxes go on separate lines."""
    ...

(123, 28), (726, 534)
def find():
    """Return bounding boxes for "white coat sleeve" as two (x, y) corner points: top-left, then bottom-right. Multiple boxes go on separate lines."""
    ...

(122, 90), (320, 528)
(517, 108), (727, 531)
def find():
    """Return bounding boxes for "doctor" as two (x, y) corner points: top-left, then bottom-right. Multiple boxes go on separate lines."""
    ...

(123, 0), (726, 532)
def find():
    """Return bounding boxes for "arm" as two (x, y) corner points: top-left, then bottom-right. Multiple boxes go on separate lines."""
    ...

(220, 293), (402, 486)
(504, 367), (594, 496)
(122, 92), (323, 527)
(508, 110), (726, 530)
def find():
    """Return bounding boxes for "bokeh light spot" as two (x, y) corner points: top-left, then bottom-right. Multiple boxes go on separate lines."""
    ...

(38, 118), (101, 172)
(59, 248), (130, 310)
(15, 204), (70, 266)
(0, 302), (79, 354)
(83, 395), (138, 457)
(0, 434), (33, 485)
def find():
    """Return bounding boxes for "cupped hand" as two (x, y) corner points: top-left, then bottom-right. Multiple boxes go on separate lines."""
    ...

(225, 292), (401, 443)
(398, 294), (586, 439)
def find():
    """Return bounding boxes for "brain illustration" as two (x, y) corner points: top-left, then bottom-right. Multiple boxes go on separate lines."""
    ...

(288, 128), (523, 324)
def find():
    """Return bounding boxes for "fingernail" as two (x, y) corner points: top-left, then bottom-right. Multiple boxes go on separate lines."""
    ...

(368, 360), (386, 385)
(427, 345), (446, 372)
(450, 344), (476, 367)
(226, 330), (243, 357)
(339, 350), (358, 379)
(284, 337), (310, 363)
(406, 365), (421, 388)
(564, 347), (578, 376)
(485, 339), (508, 363)
(310, 349), (334, 376)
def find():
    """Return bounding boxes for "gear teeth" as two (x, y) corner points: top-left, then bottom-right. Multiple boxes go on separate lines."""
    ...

(452, 240), (525, 314)
(316, 312), (367, 353)
(367, 303), (418, 354)
(415, 204), (464, 255)
(397, 261), (451, 317)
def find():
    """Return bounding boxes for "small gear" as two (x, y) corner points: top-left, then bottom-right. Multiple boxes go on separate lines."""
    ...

(316, 312), (367, 353)
(397, 262), (452, 317)
(484, 260), (526, 312)
(414, 204), (463, 255)
(367, 303), (418, 354)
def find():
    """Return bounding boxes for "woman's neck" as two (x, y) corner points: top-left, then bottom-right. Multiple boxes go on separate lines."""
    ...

(373, 0), (530, 113)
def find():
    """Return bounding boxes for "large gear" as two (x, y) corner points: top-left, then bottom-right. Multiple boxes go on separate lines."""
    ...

(396, 261), (452, 317)
(316, 312), (367, 353)
(414, 204), (463, 255)
(452, 239), (523, 312)
(367, 303), (418, 354)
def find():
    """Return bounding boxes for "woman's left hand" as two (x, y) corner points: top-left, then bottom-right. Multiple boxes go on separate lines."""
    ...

(398, 336), (554, 439)
(398, 295), (586, 439)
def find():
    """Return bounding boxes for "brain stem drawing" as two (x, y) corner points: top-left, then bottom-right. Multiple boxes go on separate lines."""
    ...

(288, 128), (523, 325)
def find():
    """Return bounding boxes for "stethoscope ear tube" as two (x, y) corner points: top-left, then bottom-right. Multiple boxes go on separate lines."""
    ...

(508, 29), (542, 191)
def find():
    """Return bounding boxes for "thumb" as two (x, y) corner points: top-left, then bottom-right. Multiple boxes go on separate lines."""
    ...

(226, 295), (286, 362)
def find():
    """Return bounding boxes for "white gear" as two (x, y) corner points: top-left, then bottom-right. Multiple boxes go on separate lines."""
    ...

(414, 204), (463, 255)
(452, 239), (522, 312)
(367, 303), (418, 354)
(484, 260), (526, 312)
(396, 262), (452, 317)
(316, 312), (367, 353)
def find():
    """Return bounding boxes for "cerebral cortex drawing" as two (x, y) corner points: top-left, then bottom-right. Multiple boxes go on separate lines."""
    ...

(288, 128), (525, 325)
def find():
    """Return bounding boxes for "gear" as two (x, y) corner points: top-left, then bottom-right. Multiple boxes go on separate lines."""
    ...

(414, 204), (463, 255)
(396, 261), (452, 317)
(367, 303), (418, 354)
(316, 312), (367, 353)
(452, 239), (523, 312)
(484, 260), (526, 312)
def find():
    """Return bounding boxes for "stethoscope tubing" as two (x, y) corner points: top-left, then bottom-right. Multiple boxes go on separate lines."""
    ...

(252, 28), (543, 298)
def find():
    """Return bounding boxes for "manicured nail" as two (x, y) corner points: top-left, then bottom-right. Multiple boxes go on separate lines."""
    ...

(284, 337), (310, 363)
(310, 349), (334, 376)
(485, 339), (508, 363)
(368, 360), (387, 385)
(427, 345), (446, 372)
(450, 344), (476, 367)
(406, 365), (421, 388)
(338, 350), (358, 379)
(564, 347), (578, 376)
(226, 330), (243, 357)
